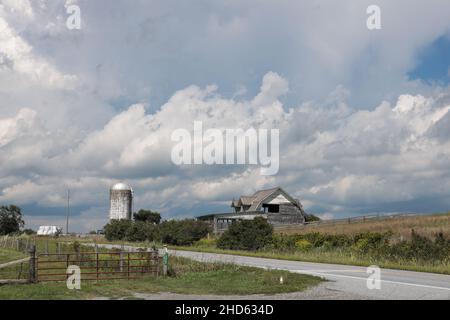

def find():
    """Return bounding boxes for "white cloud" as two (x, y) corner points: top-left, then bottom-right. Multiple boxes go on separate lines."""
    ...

(2, 72), (450, 231)
(0, 15), (78, 89)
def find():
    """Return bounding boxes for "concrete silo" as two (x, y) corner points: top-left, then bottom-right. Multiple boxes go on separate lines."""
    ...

(109, 182), (133, 220)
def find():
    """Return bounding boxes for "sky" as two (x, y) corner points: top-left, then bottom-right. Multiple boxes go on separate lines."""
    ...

(1, 0), (450, 232)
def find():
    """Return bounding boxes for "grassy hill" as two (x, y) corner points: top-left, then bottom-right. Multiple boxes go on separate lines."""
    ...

(274, 212), (450, 240)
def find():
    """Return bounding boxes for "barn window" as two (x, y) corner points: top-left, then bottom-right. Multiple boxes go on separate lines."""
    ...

(263, 204), (279, 213)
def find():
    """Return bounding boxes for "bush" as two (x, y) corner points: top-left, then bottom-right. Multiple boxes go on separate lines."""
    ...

(268, 234), (296, 251)
(217, 217), (273, 251)
(22, 228), (36, 235)
(388, 230), (450, 262)
(295, 239), (312, 251)
(157, 219), (211, 246)
(195, 238), (217, 247)
(133, 209), (161, 224)
(304, 214), (321, 222)
(351, 232), (392, 256)
(104, 219), (133, 241)
(125, 221), (156, 242)
(103, 218), (210, 245)
(298, 232), (326, 247)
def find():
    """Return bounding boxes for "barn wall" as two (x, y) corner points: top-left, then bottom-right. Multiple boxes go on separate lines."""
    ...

(267, 203), (305, 225)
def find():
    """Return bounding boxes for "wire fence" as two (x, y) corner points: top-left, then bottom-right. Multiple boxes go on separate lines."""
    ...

(0, 235), (35, 253)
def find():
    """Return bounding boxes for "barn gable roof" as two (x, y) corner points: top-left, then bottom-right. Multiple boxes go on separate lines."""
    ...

(231, 186), (303, 211)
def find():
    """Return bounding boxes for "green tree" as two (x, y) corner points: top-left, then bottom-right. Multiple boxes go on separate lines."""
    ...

(22, 228), (36, 235)
(217, 217), (273, 251)
(125, 221), (157, 242)
(133, 209), (161, 224)
(0, 205), (25, 235)
(104, 219), (133, 241)
(157, 219), (210, 245)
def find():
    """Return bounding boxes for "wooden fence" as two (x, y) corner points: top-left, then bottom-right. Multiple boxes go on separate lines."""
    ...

(274, 212), (418, 231)
(1, 240), (163, 284)
(36, 250), (161, 282)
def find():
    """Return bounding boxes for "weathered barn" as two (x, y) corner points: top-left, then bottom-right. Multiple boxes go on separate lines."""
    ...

(196, 187), (306, 233)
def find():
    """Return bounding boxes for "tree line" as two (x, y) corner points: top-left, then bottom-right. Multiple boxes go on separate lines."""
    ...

(104, 209), (211, 245)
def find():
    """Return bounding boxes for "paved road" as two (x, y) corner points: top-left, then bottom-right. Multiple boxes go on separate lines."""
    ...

(93, 244), (450, 300)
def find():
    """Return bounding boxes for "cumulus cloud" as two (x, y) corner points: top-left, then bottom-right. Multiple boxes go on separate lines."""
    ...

(2, 71), (450, 232)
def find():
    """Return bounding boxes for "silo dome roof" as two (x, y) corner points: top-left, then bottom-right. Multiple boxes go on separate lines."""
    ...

(111, 182), (132, 191)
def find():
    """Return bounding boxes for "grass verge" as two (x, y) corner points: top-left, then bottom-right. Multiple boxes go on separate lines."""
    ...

(168, 245), (450, 275)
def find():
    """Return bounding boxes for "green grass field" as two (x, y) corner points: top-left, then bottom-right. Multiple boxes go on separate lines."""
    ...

(0, 248), (26, 264)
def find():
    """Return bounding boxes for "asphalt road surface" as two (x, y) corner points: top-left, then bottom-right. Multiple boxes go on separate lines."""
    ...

(94, 244), (450, 300)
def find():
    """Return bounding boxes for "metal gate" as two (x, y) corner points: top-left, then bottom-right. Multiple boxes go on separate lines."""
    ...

(36, 250), (161, 282)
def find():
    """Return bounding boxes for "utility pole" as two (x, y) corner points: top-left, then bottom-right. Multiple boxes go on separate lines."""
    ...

(66, 189), (70, 235)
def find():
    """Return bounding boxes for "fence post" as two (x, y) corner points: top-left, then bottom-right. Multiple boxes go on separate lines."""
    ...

(127, 253), (130, 280)
(120, 252), (124, 273)
(45, 239), (49, 255)
(96, 251), (99, 282)
(28, 245), (36, 283)
(17, 262), (23, 280)
(66, 254), (70, 282)
(162, 246), (168, 277)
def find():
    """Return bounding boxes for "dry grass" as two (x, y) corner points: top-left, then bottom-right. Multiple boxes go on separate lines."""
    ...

(275, 213), (450, 241)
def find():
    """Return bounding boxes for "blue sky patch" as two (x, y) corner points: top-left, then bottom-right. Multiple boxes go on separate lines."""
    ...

(408, 35), (450, 85)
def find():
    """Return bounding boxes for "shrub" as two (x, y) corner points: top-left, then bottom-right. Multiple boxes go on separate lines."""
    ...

(125, 221), (156, 242)
(295, 239), (312, 251)
(351, 238), (371, 255)
(351, 232), (392, 256)
(304, 214), (321, 222)
(157, 219), (210, 246)
(388, 230), (450, 262)
(268, 234), (296, 251)
(195, 238), (217, 247)
(71, 241), (81, 253)
(104, 219), (133, 241)
(22, 228), (36, 235)
(299, 232), (326, 247)
(103, 218), (210, 244)
(217, 217), (273, 251)
(133, 209), (161, 224)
